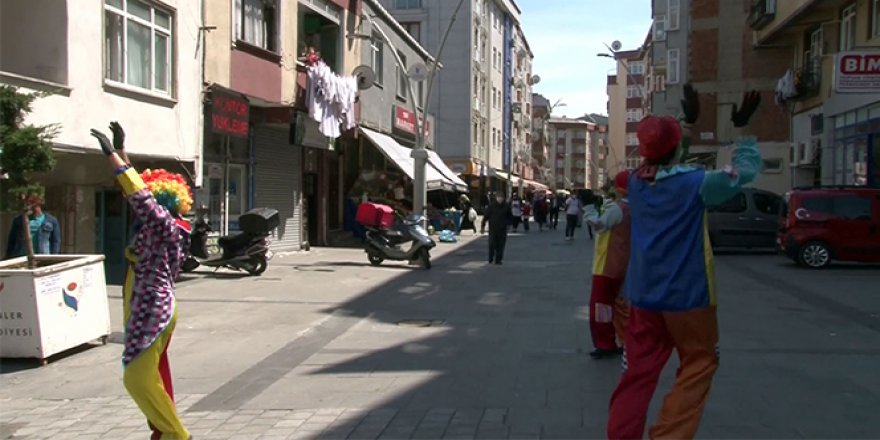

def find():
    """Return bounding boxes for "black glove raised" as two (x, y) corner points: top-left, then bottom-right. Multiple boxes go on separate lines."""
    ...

(680, 83), (700, 125)
(732, 90), (761, 128)
(109, 121), (125, 151)
(90, 129), (114, 156)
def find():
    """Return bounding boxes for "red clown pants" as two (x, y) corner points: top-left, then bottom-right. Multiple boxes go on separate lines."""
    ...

(607, 306), (719, 439)
(589, 275), (629, 350)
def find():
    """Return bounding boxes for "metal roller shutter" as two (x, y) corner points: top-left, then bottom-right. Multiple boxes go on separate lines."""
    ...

(254, 126), (303, 252)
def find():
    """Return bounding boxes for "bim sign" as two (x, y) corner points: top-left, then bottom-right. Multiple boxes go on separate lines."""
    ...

(836, 52), (880, 93)
(210, 92), (250, 138)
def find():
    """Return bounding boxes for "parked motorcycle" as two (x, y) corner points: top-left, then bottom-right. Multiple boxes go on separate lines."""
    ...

(364, 214), (436, 269)
(181, 207), (278, 276)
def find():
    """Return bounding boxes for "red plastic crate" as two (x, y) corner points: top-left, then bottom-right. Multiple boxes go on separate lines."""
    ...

(356, 202), (395, 229)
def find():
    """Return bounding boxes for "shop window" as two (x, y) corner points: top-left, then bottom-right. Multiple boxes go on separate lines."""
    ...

(105, 0), (173, 93)
(299, 7), (341, 71)
(234, 0), (277, 52)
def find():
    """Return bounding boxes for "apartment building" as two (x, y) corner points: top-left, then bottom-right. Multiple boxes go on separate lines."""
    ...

(580, 114), (611, 190)
(548, 118), (595, 190)
(0, 0), (202, 281)
(531, 93), (551, 186)
(607, 48), (649, 176)
(380, 0), (534, 197)
(752, 0), (880, 188)
(510, 23), (536, 184)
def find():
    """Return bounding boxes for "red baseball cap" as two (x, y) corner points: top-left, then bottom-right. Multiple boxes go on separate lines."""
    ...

(637, 116), (682, 161)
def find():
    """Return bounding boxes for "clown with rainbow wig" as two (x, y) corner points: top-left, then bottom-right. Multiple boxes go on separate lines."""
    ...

(606, 85), (763, 439)
(92, 123), (192, 440)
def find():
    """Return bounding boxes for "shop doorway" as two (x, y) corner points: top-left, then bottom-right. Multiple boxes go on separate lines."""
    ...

(304, 172), (319, 246)
(95, 189), (131, 285)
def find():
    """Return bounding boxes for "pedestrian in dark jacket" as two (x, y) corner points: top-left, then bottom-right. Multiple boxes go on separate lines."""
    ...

(5, 196), (61, 259)
(481, 192), (513, 265)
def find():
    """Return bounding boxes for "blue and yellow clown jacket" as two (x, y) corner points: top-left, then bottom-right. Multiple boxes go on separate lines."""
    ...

(625, 138), (762, 312)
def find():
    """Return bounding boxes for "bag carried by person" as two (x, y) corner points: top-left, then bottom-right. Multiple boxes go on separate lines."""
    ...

(468, 207), (477, 222)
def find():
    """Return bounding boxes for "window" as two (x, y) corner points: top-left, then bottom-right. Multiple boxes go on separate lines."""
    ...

(473, 29), (480, 61)
(370, 34), (384, 85)
(873, 0), (880, 38)
(752, 193), (782, 215)
(627, 85), (643, 98)
(710, 193), (747, 213)
(802, 196), (872, 220)
(654, 15), (667, 41)
(840, 3), (856, 51)
(397, 52), (408, 99)
(629, 62), (645, 75)
(668, 0), (680, 30)
(492, 87), (498, 109)
(626, 132), (639, 146)
(394, 0), (421, 9)
(105, 0), (173, 93)
(626, 108), (644, 122)
(667, 49), (680, 84)
(763, 158), (783, 173)
(233, 0), (277, 51)
(626, 157), (642, 169)
(492, 48), (498, 70)
(401, 22), (421, 43)
(416, 81), (424, 109)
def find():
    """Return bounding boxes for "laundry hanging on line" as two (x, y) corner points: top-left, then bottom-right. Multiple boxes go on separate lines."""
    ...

(306, 60), (358, 139)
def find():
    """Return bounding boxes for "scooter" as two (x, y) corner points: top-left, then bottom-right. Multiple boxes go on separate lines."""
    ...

(364, 214), (436, 269)
(181, 207), (278, 276)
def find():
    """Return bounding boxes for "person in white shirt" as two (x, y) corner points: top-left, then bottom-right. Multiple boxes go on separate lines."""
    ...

(564, 193), (582, 240)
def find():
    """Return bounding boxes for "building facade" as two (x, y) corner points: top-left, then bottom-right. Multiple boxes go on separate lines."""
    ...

(607, 48), (648, 176)
(548, 118), (595, 190)
(753, 0), (880, 188)
(380, 0), (532, 196)
(1, 0), (202, 281)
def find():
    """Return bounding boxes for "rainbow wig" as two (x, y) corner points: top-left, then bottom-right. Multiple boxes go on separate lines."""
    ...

(140, 169), (193, 215)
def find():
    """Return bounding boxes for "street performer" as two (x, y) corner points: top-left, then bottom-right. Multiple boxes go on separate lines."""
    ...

(91, 124), (192, 440)
(607, 85), (762, 439)
(586, 170), (631, 360)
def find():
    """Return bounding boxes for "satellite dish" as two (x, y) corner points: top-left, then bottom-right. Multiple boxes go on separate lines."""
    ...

(407, 62), (428, 82)
(611, 40), (622, 51)
(352, 65), (376, 90)
(529, 75), (541, 85)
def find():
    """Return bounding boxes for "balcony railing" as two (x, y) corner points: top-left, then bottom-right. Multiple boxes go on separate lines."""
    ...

(749, 0), (776, 30)
(793, 59), (821, 100)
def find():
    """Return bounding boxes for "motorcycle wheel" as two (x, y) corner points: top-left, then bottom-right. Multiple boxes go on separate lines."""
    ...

(181, 258), (199, 273)
(368, 252), (384, 266)
(246, 256), (268, 276)
(419, 248), (431, 270)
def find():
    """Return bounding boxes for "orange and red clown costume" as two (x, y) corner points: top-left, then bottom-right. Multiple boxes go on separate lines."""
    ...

(607, 115), (762, 439)
(119, 167), (193, 440)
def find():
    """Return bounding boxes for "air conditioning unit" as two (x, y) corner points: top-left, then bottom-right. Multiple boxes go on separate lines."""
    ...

(749, 0), (777, 30)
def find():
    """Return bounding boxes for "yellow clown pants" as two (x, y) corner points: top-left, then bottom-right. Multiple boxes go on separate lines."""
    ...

(122, 261), (189, 440)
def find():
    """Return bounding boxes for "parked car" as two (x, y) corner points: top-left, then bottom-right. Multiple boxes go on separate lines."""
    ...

(778, 186), (880, 268)
(707, 188), (782, 250)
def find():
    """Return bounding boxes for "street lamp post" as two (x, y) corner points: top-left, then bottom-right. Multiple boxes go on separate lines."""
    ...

(363, 0), (467, 221)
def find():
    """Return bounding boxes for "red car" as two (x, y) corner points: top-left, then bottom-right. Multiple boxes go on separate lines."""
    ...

(778, 186), (880, 268)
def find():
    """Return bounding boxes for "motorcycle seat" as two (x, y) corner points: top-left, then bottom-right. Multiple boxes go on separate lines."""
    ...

(219, 232), (258, 249)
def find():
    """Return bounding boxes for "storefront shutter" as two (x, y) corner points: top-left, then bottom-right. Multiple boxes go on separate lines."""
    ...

(254, 126), (303, 252)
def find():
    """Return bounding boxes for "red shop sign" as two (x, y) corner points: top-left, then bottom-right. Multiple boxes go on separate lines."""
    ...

(210, 91), (250, 138)
(393, 106), (431, 138)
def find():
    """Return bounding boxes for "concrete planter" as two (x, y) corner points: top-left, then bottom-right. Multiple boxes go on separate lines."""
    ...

(0, 255), (111, 364)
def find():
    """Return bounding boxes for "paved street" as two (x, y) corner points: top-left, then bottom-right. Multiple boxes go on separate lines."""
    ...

(2, 226), (880, 439)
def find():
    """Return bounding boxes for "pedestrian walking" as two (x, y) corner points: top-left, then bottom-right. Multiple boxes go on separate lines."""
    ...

(533, 193), (549, 231)
(583, 195), (598, 240)
(607, 85), (762, 440)
(457, 194), (478, 235)
(481, 191), (513, 265)
(563, 192), (582, 240)
(548, 193), (560, 230)
(509, 194), (523, 232)
(5, 195), (61, 259)
(521, 197), (531, 233)
(586, 170), (631, 359)
(91, 123), (193, 440)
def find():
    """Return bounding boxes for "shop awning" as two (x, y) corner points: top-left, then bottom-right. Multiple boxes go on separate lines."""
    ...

(523, 179), (549, 191)
(359, 127), (460, 192)
(427, 150), (468, 192)
(494, 171), (522, 186)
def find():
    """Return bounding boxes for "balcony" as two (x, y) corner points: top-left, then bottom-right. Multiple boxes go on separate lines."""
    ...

(749, 0), (776, 30)
(793, 60), (821, 100)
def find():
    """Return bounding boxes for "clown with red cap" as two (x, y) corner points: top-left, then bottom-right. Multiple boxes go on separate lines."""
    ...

(606, 85), (763, 439)
(586, 169), (632, 360)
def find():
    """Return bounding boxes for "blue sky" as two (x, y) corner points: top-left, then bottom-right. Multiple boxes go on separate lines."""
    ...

(518, 0), (653, 117)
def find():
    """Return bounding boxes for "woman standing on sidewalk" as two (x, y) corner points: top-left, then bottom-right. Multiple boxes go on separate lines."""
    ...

(91, 124), (192, 440)
(563, 193), (582, 241)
